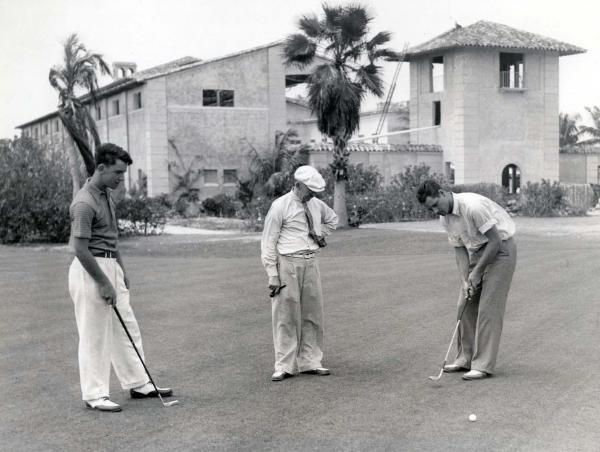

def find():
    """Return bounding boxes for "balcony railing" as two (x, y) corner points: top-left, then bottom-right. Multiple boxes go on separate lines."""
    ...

(500, 71), (524, 89)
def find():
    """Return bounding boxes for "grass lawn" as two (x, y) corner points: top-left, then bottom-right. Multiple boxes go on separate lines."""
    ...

(1, 227), (598, 451)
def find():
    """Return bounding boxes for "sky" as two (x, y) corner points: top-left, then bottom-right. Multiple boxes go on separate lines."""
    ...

(0, 0), (598, 138)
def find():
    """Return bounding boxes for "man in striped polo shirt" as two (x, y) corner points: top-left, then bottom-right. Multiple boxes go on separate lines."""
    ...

(68, 143), (172, 412)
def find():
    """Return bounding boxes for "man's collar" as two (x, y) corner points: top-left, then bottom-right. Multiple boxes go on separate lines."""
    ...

(85, 178), (110, 200)
(450, 192), (459, 215)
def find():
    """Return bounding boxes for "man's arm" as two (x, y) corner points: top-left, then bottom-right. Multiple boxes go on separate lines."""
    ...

(319, 202), (338, 236)
(468, 225), (502, 290)
(261, 203), (283, 291)
(454, 246), (470, 285)
(73, 237), (117, 305)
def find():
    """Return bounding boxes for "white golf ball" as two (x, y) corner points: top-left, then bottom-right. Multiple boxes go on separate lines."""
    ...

(469, 414), (477, 422)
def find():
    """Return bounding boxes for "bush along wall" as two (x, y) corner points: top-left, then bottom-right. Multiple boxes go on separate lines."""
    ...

(116, 189), (171, 236)
(0, 138), (72, 243)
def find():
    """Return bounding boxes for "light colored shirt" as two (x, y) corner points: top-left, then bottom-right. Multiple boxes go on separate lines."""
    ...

(441, 192), (515, 254)
(69, 179), (118, 253)
(261, 190), (338, 277)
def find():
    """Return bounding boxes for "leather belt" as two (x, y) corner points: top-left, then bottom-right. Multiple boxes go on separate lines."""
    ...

(91, 250), (117, 258)
(283, 251), (317, 259)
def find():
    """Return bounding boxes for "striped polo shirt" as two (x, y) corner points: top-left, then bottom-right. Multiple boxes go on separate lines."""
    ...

(69, 179), (118, 254)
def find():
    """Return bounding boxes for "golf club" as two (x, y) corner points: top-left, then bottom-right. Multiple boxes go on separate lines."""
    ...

(113, 306), (179, 407)
(428, 284), (479, 381)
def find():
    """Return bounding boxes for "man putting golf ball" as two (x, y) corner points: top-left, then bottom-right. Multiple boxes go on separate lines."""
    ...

(417, 180), (517, 381)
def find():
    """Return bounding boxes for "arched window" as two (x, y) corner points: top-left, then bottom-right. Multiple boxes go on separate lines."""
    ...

(502, 164), (521, 194)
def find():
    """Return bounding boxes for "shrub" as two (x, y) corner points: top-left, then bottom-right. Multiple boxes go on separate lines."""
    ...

(591, 184), (600, 207)
(451, 183), (509, 207)
(319, 163), (384, 195)
(520, 179), (567, 217)
(331, 164), (444, 225)
(116, 192), (170, 236)
(201, 194), (239, 217)
(0, 138), (72, 243)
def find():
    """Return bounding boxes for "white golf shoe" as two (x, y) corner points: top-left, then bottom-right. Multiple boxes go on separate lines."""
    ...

(85, 397), (122, 412)
(462, 370), (488, 380)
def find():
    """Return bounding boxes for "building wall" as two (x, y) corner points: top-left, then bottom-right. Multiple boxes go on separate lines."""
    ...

(309, 150), (443, 185)
(164, 47), (273, 198)
(410, 48), (560, 185)
(291, 109), (409, 146)
(560, 153), (600, 184)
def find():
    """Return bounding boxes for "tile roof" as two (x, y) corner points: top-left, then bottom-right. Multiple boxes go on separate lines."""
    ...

(560, 144), (600, 154)
(310, 143), (442, 153)
(404, 20), (586, 60)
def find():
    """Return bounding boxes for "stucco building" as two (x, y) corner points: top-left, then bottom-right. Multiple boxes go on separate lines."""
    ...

(17, 20), (589, 197)
(404, 20), (585, 191)
(18, 42), (328, 197)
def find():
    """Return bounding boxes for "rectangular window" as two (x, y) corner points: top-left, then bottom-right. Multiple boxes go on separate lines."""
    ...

(430, 56), (444, 92)
(204, 169), (218, 184)
(33, 127), (38, 138)
(133, 92), (142, 110)
(55, 120), (59, 132)
(43, 123), (48, 135)
(500, 53), (524, 89)
(219, 90), (234, 107)
(433, 101), (441, 126)
(111, 99), (120, 116)
(24, 129), (29, 137)
(203, 89), (234, 107)
(96, 105), (102, 120)
(223, 169), (238, 184)
(597, 166), (600, 184)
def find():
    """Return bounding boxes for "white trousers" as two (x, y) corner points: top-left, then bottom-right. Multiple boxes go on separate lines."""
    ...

(272, 255), (324, 374)
(68, 257), (148, 401)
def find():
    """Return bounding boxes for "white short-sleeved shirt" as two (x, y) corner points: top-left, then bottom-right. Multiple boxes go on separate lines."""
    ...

(441, 192), (515, 254)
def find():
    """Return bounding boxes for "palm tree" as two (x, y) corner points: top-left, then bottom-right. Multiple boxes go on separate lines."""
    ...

(283, 3), (398, 226)
(245, 129), (310, 199)
(49, 33), (110, 195)
(559, 112), (580, 148)
(577, 106), (600, 145)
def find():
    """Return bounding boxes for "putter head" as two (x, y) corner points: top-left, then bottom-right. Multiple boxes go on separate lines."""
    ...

(428, 369), (444, 381)
(162, 400), (179, 407)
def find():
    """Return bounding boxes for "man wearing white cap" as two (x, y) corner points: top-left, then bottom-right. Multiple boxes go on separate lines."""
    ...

(261, 165), (338, 381)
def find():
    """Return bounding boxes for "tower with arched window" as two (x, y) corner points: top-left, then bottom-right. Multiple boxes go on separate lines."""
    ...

(405, 21), (585, 185)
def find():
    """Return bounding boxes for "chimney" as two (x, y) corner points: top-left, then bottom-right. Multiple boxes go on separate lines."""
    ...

(112, 61), (137, 79)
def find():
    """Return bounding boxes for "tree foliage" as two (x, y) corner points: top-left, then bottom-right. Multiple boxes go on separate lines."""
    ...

(578, 106), (600, 145)
(283, 3), (399, 225)
(49, 33), (111, 179)
(559, 112), (580, 147)
(0, 138), (72, 243)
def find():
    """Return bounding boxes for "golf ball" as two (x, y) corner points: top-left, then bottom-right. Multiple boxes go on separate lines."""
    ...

(469, 414), (477, 422)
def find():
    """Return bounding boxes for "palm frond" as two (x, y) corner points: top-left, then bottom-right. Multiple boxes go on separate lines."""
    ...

(307, 64), (363, 139)
(299, 14), (322, 38)
(366, 31), (392, 51)
(338, 4), (371, 46)
(355, 64), (384, 97)
(283, 34), (317, 67)
(322, 3), (343, 30)
(342, 44), (364, 63)
(369, 48), (400, 63)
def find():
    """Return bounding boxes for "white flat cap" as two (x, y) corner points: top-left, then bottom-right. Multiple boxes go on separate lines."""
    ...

(294, 165), (326, 192)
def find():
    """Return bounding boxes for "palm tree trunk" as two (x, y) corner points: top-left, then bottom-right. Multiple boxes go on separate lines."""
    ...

(333, 179), (348, 227)
(332, 138), (349, 227)
(66, 135), (82, 198)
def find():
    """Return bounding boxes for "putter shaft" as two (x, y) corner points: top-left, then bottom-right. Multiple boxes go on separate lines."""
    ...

(113, 306), (178, 407)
